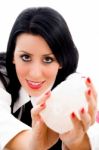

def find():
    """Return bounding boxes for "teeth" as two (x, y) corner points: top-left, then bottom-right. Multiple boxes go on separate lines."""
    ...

(28, 81), (42, 86)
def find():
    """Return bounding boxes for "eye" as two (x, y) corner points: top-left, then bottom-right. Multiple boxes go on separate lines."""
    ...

(20, 54), (31, 62)
(43, 56), (54, 64)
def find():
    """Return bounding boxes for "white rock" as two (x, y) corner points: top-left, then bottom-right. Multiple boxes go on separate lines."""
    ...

(40, 73), (88, 134)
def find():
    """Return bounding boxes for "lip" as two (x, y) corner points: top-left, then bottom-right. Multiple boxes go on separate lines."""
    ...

(26, 80), (45, 90)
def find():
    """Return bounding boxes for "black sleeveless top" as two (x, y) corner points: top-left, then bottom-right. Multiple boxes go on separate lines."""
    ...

(0, 52), (62, 149)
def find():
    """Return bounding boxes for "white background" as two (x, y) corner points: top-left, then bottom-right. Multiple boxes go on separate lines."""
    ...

(0, 0), (99, 96)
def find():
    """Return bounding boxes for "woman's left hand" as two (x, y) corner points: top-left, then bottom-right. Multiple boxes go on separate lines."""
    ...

(59, 77), (97, 150)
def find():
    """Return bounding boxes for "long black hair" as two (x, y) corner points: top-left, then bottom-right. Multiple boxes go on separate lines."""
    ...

(6, 7), (79, 104)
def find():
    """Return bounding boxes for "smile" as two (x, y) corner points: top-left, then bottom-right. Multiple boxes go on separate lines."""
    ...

(26, 80), (45, 90)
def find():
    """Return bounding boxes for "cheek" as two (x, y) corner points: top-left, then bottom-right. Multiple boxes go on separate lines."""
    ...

(45, 66), (59, 81)
(15, 64), (28, 80)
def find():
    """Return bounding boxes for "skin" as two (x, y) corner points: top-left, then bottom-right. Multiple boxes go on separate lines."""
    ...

(6, 33), (97, 150)
(60, 79), (97, 149)
(13, 33), (61, 97)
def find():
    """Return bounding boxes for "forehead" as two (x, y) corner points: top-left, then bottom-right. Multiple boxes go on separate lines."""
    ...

(15, 33), (52, 53)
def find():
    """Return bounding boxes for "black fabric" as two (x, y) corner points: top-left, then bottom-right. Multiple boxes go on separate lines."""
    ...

(13, 101), (62, 149)
(13, 101), (33, 126)
(49, 139), (62, 150)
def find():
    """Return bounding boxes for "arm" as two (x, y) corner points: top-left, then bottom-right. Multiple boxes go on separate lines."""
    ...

(5, 129), (34, 150)
(64, 133), (91, 150)
(0, 89), (58, 150)
(0, 88), (31, 149)
(62, 142), (69, 150)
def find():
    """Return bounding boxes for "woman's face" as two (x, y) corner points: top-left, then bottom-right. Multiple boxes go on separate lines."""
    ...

(13, 33), (61, 96)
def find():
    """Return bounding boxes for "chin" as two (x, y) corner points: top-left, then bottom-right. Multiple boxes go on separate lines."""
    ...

(27, 85), (52, 97)
(29, 90), (45, 97)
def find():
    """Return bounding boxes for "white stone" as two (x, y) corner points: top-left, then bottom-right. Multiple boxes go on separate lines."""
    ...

(40, 73), (88, 134)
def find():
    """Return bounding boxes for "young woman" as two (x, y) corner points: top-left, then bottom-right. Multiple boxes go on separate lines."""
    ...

(0, 7), (97, 149)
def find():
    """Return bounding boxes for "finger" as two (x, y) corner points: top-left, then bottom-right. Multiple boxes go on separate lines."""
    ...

(85, 89), (97, 124)
(31, 102), (46, 122)
(31, 92), (51, 126)
(79, 108), (91, 131)
(85, 88), (97, 110)
(85, 77), (97, 101)
(60, 113), (85, 145)
(70, 112), (84, 132)
(36, 91), (51, 105)
(31, 103), (48, 133)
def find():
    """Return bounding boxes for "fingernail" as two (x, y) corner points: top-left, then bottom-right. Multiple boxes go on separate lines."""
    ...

(40, 102), (46, 107)
(71, 112), (75, 118)
(86, 77), (91, 84)
(81, 108), (85, 114)
(87, 89), (91, 95)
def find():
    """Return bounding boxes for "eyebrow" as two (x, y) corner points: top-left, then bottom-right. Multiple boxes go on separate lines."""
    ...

(43, 53), (54, 57)
(16, 50), (54, 56)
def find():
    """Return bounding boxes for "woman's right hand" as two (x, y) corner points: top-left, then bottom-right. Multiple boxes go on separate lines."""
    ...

(59, 77), (97, 150)
(30, 91), (59, 150)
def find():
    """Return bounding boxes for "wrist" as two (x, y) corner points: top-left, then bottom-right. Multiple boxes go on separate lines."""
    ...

(66, 133), (91, 150)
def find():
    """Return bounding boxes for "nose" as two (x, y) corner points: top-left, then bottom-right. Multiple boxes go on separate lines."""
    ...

(29, 63), (43, 78)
